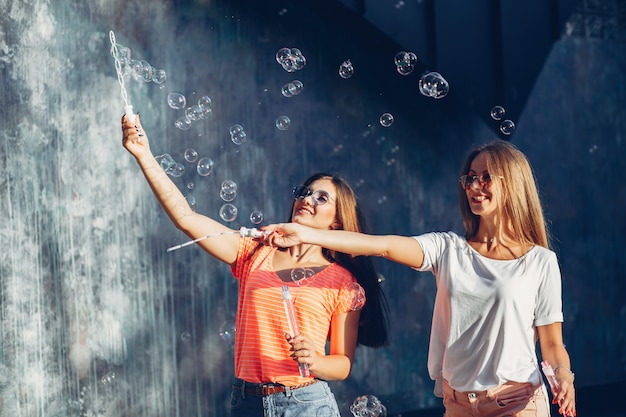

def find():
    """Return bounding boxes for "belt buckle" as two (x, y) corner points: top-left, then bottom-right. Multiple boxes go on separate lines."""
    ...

(256, 384), (281, 396)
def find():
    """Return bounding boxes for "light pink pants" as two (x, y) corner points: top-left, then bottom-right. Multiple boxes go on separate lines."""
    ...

(442, 379), (551, 417)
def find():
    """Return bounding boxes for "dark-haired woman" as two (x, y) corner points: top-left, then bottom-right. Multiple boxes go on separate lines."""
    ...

(121, 115), (389, 417)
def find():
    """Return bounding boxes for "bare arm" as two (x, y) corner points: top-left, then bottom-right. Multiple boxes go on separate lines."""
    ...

(537, 323), (576, 416)
(288, 310), (360, 380)
(121, 115), (240, 264)
(264, 223), (425, 269)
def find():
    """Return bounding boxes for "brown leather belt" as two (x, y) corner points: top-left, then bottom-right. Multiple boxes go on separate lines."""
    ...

(233, 379), (318, 396)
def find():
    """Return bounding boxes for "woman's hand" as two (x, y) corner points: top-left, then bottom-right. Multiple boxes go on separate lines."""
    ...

(286, 333), (318, 370)
(263, 223), (307, 248)
(554, 370), (576, 416)
(121, 114), (151, 160)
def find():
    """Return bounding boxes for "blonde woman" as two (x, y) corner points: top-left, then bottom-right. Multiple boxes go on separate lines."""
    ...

(265, 140), (576, 417)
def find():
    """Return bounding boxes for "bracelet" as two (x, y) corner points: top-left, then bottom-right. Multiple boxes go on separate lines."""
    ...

(553, 365), (575, 382)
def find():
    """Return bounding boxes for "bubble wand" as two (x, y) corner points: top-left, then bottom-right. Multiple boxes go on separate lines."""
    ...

(281, 286), (310, 377)
(541, 360), (573, 417)
(166, 227), (269, 252)
(109, 30), (135, 124)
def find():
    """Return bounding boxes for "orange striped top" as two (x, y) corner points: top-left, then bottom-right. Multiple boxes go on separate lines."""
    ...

(230, 238), (359, 385)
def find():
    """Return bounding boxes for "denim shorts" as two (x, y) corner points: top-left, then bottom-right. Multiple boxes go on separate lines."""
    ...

(230, 378), (341, 417)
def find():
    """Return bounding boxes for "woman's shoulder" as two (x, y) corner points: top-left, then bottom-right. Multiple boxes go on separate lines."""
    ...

(415, 230), (464, 244)
(316, 263), (357, 287)
(526, 244), (558, 262)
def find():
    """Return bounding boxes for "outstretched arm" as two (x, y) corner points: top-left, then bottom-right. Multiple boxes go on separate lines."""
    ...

(263, 223), (425, 269)
(537, 323), (576, 417)
(121, 115), (240, 264)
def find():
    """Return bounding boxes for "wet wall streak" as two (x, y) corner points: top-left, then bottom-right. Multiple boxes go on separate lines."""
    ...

(0, 0), (624, 416)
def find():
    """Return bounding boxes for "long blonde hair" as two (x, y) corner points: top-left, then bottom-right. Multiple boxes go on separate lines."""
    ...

(458, 141), (550, 249)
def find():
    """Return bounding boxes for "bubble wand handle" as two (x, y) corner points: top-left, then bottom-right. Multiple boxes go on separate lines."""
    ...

(541, 360), (560, 393)
(541, 360), (573, 417)
(109, 30), (135, 124)
(166, 231), (238, 252)
(166, 228), (268, 252)
(281, 286), (310, 378)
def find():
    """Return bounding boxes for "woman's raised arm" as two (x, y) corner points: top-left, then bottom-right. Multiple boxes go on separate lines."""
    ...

(121, 114), (240, 264)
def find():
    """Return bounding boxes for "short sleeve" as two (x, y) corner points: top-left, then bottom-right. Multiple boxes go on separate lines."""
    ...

(534, 250), (564, 326)
(334, 280), (365, 315)
(412, 232), (453, 273)
(230, 238), (267, 281)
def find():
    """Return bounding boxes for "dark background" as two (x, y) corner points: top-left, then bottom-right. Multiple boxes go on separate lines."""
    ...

(0, 0), (624, 416)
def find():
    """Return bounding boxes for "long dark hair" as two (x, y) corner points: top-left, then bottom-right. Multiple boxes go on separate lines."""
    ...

(289, 173), (390, 348)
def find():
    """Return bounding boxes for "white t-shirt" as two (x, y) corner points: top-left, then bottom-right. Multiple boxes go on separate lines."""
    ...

(413, 231), (563, 394)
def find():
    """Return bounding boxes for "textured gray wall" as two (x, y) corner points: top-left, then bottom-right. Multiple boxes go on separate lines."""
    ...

(0, 0), (624, 416)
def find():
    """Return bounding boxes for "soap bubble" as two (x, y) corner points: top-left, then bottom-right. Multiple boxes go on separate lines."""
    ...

(490, 105), (506, 120)
(291, 268), (315, 286)
(111, 44), (131, 65)
(186, 182), (195, 190)
(167, 163), (185, 178)
(152, 69), (167, 84)
(290, 80), (303, 95)
(220, 181), (237, 202)
(131, 60), (154, 83)
(197, 96), (212, 119)
(198, 95), (212, 109)
(180, 332), (191, 342)
(499, 119), (515, 135)
(275, 47), (291, 62)
(220, 189), (237, 202)
(249, 210), (264, 224)
(276, 115), (291, 131)
(199, 106), (212, 120)
(156, 153), (176, 171)
(221, 180), (238, 194)
(339, 60), (354, 79)
(184, 148), (198, 163)
(219, 320), (236, 350)
(196, 157), (214, 176)
(281, 80), (304, 97)
(174, 116), (192, 130)
(219, 203), (238, 222)
(231, 130), (247, 145)
(350, 394), (387, 417)
(167, 92), (187, 109)
(394, 51), (418, 75)
(290, 48), (306, 70)
(379, 113), (394, 127)
(229, 124), (244, 135)
(276, 47), (306, 72)
(343, 282), (366, 311)
(281, 83), (294, 97)
(229, 124), (246, 143)
(185, 105), (203, 121)
(418, 71), (449, 99)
